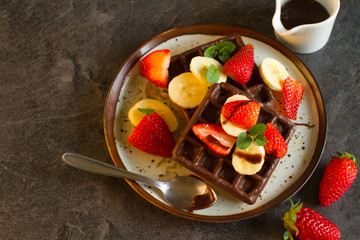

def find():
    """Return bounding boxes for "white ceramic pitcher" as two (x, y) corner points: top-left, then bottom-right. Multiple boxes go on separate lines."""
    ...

(272, 0), (340, 54)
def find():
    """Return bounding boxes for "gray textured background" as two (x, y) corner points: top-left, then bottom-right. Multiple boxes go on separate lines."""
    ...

(1, 0), (359, 239)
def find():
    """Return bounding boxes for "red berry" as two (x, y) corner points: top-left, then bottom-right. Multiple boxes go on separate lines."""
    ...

(127, 112), (175, 157)
(223, 44), (254, 84)
(221, 100), (260, 130)
(282, 200), (340, 240)
(319, 152), (358, 207)
(192, 123), (237, 155)
(263, 123), (287, 158)
(282, 77), (304, 120)
(140, 49), (171, 88)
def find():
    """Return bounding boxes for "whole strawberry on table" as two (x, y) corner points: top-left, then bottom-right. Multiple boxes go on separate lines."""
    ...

(282, 200), (340, 240)
(319, 152), (358, 207)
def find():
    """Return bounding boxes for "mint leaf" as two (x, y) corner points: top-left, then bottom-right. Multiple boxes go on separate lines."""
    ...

(248, 123), (267, 136)
(254, 135), (267, 146)
(217, 41), (236, 53)
(207, 64), (220, 84)
(236, 132), (252, 150)
(204, 45), (218, 58)
(218, 41), (236, 63)
(236, 123), (268, 149)
(137, 108), (155, 115)
(204, 41), (236, 62)
(218, 46), (231, 63)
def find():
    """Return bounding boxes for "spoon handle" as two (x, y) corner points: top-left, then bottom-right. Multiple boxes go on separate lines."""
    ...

(62, 153), (160, 187)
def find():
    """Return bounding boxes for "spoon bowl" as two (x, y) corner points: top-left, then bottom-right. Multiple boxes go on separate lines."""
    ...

(61, 153), (217, 211)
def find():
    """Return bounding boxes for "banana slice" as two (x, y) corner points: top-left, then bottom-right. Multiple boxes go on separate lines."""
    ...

(260, 58), (290, 92)
(232, 142), (265, 175)
(168, 72), (208, 109)
(190, 56), (227, 86)
(128, 99), (178, 132)
(220, 94), (249, 137)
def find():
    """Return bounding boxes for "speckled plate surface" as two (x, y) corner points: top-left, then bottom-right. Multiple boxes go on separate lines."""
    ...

(104, 25), (326, 222)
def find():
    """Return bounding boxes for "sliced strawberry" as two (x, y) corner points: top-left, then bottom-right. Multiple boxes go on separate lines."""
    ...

(192, 123), (237, 155)
(128, 112), (175, 157)
(263, 123), (287, 158)
(223, 44), (254, 84)
(140, 49), (171, 88)
(221, 100), (260, 130)
(282, 77), (304, 120)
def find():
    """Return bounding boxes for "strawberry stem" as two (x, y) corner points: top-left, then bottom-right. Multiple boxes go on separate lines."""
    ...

(137, 108), (155, 115)
(335, 152), (358, 168)
(281, 199), (302, 240)
(137, 108), (155, 120)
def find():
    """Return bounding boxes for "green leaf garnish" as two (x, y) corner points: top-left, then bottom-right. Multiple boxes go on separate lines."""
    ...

(236, 132), (252, 150)
(207, 64), (220, 84)
(254, 135), (267, 146)
(203, 41), (236, 63)
(217, 41), (236, 53)
(137, 108), (155, 115)
(204, 45), (218, 58)
(218, 47), (231, 63)
(236, 123), (267, 150)
(248, 123), (267, 136)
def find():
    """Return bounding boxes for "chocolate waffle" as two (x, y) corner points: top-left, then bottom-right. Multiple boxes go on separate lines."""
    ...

(172, 82), (296, 204)
(168, 33), (275, 122)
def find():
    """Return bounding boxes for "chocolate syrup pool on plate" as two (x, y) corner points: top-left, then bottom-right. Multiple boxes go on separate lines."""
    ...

(281, 0), (330, 30)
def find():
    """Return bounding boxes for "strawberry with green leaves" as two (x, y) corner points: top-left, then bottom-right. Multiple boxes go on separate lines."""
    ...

(282, 200), (340, 240)
(223, 44), (254, 84)
(128, 109), (175, 157)
(319, 152), (358, 207)
(282, 77), (304, 120)
(140, 49), (171, 88)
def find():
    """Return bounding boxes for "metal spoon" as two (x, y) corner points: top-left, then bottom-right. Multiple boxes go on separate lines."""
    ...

(61, 153), (217, 211)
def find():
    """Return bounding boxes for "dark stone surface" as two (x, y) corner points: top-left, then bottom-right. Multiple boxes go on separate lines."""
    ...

(1, 0), (359, 239)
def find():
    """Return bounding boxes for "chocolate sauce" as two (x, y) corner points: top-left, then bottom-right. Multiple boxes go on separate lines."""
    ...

(204, 135), (231, 152)
(281, 0), (330, 30)
(295, 122), (315, 129)
(234, 151), (263, 164)
(187, 175), (216, 212)
(187, 186), (216, 212)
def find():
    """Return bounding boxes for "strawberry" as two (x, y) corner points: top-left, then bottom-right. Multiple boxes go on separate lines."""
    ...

(282, 77), (304, 120)
(223, 44), (254, 84)
(282, 200), (340, 240)
(192, 123), (237, 155)
(318, 152), (358, 207)
(127, 110), (175, 157)
(221, 100), (260, 130)
(139, 49), (171, 88)
(263, 123), (287, 158)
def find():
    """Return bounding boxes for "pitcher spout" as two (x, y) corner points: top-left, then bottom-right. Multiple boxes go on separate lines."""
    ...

(272, 0), (289, 35)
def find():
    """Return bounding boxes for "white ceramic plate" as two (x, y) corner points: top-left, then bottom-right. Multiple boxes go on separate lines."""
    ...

(104, 25), (326, 222)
